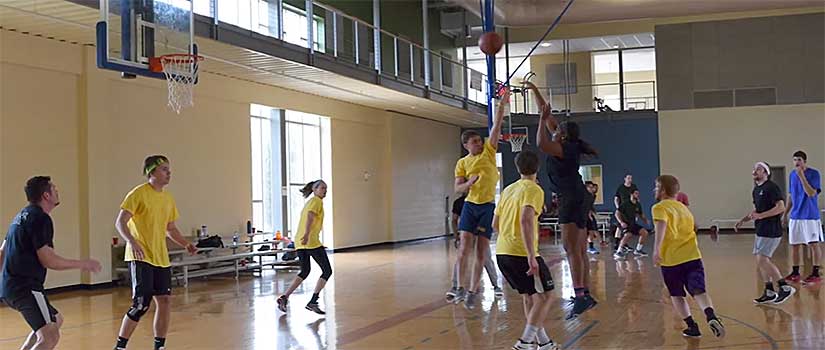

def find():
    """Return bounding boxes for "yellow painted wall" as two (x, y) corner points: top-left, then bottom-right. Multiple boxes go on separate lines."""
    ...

(1, 30), (458, 287)
(659, 104), (825, 228)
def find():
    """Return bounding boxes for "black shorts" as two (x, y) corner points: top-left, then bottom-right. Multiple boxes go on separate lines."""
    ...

(2, 290), (58, 331)
(623, 223), (644, 235)
(497, 255), (554, 295)
(557, 192), (588, 229)
(587, 218), (598, 231)
(130, 261), (172, 298)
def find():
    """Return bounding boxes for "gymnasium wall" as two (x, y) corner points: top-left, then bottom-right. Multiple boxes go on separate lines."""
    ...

(659, 104), (825, 229)
(656, 12), (824, 110)
(0, 29), (458, 288)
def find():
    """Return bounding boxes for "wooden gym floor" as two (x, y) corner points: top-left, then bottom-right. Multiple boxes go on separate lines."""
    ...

(0, 234), (822, 349)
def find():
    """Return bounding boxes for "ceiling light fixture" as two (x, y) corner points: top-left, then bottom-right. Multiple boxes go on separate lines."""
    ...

(540, 42), (551, 47)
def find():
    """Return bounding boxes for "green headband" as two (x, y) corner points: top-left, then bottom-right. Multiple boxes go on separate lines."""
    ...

(144, 158), (168, 176)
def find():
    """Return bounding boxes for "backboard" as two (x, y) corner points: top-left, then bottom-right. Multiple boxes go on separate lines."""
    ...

(97, 0), (197, 79)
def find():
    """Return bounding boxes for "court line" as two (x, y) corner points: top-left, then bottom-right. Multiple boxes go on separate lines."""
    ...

(623, 296), (779, 350)
(337, 299), (453, 346)
(561, 320), (599, 350)
(717, 312), (779, 350)
(343, 256), (567, 348)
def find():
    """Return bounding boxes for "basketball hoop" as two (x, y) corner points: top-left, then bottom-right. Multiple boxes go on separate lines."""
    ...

(150, 54), (204, 114)
(502, 133), (528, 152)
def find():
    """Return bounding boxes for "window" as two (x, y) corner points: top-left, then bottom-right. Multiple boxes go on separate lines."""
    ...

(285, 110), (332, 244)
(250, 104), (283, 233)
(281, 4), (325, 51)
(579, 164), (603, 204)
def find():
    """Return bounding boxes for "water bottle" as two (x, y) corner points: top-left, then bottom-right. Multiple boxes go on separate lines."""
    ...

(232, 231), (239, 246)
(201, 225), (208, 238)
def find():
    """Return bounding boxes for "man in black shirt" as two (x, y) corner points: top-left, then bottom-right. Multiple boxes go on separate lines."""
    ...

(613, 174), (638, 246)
(735, 162), (795, 304)
(0, 176), (101, 350)
(613, 190), (650, 259)
(585, 182), (602, 255)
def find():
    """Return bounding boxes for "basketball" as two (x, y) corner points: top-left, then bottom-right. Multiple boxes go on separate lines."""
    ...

(478, 32), (504, 56)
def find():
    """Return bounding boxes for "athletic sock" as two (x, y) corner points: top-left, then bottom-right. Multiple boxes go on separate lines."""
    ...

(589, 242), (595, 249)
(536, 327), (551, 344)
(574, 287), (585, 297)
(813, 265), (821, 277)
(154, 337), (166, 350)
(115, 337), (129, 349)
(792, 265), (800, 275)
(635, 243), (644, 251)
(583, 288), (590, 296)
(704, 307), (717, 321)
(765, 282), (775, 292)
(683, 316), (697, 328)
(309, 293), (320, 304)
(521, 324), (539, 343)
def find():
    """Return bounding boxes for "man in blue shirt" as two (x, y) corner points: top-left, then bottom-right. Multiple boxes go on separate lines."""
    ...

(783, 150), (823, 284)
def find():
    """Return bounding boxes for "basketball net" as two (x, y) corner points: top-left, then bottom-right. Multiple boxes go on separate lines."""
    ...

(159, 54), (203, 114)
(503, 134), (527, 152)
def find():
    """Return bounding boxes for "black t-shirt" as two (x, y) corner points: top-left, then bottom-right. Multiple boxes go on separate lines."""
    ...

(615, 183), (638, 207)
(452, 195), (466, 216)
(1, 205), (54, 297)
(618, 200), (642, 225)
(753, 180), (783, 238)
(546, 141), (586, 196)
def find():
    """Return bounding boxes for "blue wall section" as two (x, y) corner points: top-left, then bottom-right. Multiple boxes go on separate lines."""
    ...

(577, 113), (660, 218)
(463, 111), (660, 219)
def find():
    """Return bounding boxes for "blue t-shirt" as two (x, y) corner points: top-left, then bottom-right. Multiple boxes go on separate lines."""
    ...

(789, 167), (821, 220)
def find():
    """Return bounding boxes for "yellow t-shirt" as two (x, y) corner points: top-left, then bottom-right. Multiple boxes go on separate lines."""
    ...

(295, 196), (324, 250)
(652, 199), (702, 267)
(121, 183), (180, 268)
(455, 139), (500, 204)
(495, 179), (545, 257)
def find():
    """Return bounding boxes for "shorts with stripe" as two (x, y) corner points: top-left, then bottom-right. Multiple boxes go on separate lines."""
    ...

(2, 290), (58, 331)
(497, 255), (554, 295)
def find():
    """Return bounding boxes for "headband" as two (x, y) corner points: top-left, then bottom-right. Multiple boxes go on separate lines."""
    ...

(754, 162), (770, 176)
(144, 157), (168, 176)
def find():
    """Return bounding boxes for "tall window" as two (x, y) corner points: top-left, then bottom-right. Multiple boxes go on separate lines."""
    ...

(250, 104), (283, 233)
(285, 111), (332, 243)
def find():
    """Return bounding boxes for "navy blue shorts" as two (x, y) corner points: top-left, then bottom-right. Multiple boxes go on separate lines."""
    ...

(458, 202), (495, 240)
(661, 259), (706, 297)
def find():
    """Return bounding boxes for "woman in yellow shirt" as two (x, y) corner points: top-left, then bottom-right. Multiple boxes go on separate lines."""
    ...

(277, 180), (331, 315)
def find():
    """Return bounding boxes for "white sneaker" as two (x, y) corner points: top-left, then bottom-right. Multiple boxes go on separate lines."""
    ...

(512, 339), (537, 350)
(537, 340), (560, 350)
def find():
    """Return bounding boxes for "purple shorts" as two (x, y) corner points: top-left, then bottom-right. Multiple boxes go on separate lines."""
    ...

(660, 259), (706, 297)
